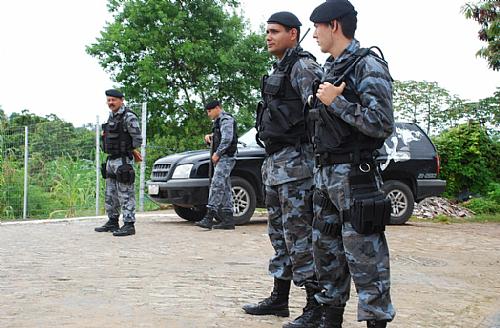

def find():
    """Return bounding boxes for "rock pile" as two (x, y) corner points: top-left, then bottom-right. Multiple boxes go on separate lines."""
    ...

(413, 197), (474, 219)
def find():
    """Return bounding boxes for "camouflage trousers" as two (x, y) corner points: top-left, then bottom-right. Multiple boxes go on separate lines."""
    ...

(207, 155), (236, 212)
(266, 178), (315, 287)
(105, 157), (136, 223)
(312, 163), (395, 321)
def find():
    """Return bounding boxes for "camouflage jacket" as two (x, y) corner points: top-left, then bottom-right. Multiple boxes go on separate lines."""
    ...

(214, 111), (236, 157)
(322, 39), (394, 140)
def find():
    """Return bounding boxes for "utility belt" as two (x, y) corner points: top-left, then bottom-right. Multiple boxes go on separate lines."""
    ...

(314, 150), (375, 167)
(100, 155), (135, 184)
(106, 152), (133, 161)
(312, 164), (391, 236)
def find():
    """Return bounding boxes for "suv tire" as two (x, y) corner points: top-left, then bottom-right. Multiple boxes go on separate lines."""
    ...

(382, 180), (415, 225)
(231, 176), (256, 225)
(173, 205), (206, 222)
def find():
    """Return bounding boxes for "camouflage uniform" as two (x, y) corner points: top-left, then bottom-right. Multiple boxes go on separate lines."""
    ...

(105, 106), (142, 223)
(312, 39), (396, 321)
(207, 111), (236, 213)
(262, 47), (323, 286)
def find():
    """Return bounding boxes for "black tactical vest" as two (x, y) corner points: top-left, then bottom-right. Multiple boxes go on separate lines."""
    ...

(101, 108), (135, 158)
(311, 49), (388, 160)
(256, 50), (315, 154)
(213, 113), (238, 157)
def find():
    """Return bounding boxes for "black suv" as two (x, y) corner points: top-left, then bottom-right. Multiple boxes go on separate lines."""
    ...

(147, 122), (446, 225)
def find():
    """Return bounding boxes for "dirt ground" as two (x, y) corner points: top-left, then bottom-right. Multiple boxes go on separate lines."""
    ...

(0, 212), (499, 328)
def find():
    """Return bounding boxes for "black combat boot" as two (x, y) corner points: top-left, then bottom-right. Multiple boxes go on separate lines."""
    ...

(242, 278), (291, 317)
(112, 222), (135, 236)
(367, 320), (387, 328)
(94, 218), (119, 232)
(318, 305), (345, 328)
(282, 283), (322, 328)
(212, 210), (235, 230)
(195, 208), (217, 229)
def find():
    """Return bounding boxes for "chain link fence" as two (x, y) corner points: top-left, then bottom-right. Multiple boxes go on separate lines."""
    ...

(0, 103), (159, 220)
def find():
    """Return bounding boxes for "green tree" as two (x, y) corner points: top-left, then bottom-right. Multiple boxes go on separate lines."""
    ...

(461, 87), (500, 131)
(393, 80), (462, 135)
(3, 110), (95, 161)
(86, 0), (270, 152)
(0, 106), (7, 129)
(462, 0), (500, 71)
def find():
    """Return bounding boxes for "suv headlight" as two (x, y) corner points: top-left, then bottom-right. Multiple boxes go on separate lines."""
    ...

(171, 164), (193, 179)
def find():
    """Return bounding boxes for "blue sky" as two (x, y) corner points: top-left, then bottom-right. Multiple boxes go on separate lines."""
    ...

(0, 0), (497, 126)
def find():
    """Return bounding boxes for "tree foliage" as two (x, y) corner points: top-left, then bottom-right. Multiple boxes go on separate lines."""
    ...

(461, 87), (500, 131)
(433, 122), (499, 197)
(86, 0), (270, 152)
(0, 106), (7, 128)
(1, 110), (95, 161)
(462, 0), (500, 71)
(393, 80), (463, 135)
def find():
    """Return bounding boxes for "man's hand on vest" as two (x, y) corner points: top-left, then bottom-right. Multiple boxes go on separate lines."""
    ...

(317, 81), (346, 106)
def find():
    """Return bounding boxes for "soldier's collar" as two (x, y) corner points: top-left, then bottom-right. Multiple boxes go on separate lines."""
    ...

(113, 105), (126, 116)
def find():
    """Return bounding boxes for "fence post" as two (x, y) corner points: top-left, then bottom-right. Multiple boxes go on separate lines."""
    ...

(95, 116), (100, 216)
(139, 102), (147, 212)
(23, 126), (28, 220)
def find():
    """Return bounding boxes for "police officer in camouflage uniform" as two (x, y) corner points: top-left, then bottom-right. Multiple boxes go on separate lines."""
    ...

(195, 100), (237, 230)
(308, 1), (396, 327)
(95, 89), (143, 237)
(242, 12), (324, 328)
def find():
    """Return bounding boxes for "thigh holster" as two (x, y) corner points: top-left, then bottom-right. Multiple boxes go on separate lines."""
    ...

(312, 190), (342, 237)
(347, 163), (391, 234)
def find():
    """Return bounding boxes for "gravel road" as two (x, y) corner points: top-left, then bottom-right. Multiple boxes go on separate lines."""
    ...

(1, 212), (499, 327)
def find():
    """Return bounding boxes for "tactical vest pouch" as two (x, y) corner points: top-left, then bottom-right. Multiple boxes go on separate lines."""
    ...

(115, 164), (135, 184)
(102, 121), (122, 154)
(255, 101), (264, 130)
(316, 107), (352, 150)
(100, 124), (107, 152)
(349, 191), (391, 234)
(263, 73), (284, 96)
(269, 100), (294, 130)
(100, 163), (107, 179)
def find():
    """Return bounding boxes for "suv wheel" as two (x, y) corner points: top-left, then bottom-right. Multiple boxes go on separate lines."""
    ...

(173, 205), (206, 222)
(231, 177), (256, 225)
(382, 180), (415, 225)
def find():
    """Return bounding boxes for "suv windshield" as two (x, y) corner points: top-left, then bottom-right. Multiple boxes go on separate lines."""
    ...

(238, 128), (261, 148)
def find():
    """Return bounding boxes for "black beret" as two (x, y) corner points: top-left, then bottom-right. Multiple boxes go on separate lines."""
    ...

(204, 100), (220, 110)
(267, 11), (302, 28)
(310, 0), (357, 23)
(105, 89), (124, 98)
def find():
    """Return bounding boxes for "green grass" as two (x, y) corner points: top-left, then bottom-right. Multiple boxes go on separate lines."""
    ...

(409, 213), (500, 224)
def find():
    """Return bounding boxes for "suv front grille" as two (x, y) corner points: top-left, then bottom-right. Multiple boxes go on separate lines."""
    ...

(152, 163), (171, 180)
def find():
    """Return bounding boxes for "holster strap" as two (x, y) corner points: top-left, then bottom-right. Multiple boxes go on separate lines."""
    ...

(313, 219), (342, 237)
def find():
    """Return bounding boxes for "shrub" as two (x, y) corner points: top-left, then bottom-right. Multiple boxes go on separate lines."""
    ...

(464, 198), (500, 214)
(463, 183), (500, 214)
(434, 122), (499, 197)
